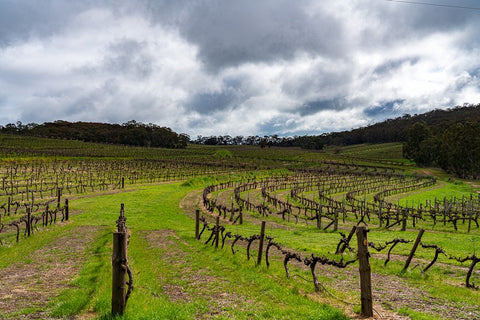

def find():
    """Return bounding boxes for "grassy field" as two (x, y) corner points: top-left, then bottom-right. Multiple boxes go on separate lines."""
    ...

(0, 136), (479, 319)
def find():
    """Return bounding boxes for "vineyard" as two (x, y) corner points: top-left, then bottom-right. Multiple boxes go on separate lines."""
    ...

(0, 134), (480, 319)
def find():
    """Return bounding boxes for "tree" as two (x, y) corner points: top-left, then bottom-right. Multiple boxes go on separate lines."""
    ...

(403, 121), (433, 165)
(439, 122), (480, 179)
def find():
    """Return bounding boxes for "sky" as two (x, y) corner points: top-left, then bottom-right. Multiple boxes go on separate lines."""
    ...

(1, 0), (479, 138)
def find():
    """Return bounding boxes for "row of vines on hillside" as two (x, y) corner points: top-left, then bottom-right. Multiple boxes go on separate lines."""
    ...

(0, 153), (268, 245)
(196, 214), (480, 292)
(203, 163), (480, 232)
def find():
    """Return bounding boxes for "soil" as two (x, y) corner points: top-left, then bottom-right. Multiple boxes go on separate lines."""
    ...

(0, 225), (101, 319)
(140, 229), (256, 319)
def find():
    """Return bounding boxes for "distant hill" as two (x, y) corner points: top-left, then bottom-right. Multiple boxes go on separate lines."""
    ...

(2, 103), (479, 150)
(323, 103), (480, 146)
(193, 103), (480, 149)
(0, 120), (189, 149)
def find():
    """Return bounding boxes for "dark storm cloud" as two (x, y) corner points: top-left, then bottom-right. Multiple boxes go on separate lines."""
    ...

(177, 0), (346, 71)
(187, 91), (236, 114)
(300, 98), (348, 116)
(353, 0), (480, 47)
(0, 0), (90, 46)
(394, 0), (480, 32)
(104, 39), (154, 80)
(372, 57), (420, 77)
(19, 79), (121, 123)
(185, 74), (250, 114)
(364, 99), (405, 118)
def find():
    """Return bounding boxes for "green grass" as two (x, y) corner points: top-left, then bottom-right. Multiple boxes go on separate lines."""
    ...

(2, 140), (480, 319)
(398, 307), (442, 320)
(393, 180), (477, 206)
(31, 183), (348, 319)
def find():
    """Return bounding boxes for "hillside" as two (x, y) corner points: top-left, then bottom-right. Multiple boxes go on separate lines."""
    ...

(0, 120), (189, 149)
(193, 103), (480, 148)
(322, 103), (480, 146)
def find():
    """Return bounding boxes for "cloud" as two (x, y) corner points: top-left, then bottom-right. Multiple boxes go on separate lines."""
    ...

(104, 39), (154, 80)
(0, 0), (479, 137)
(177, 0), (347, 71)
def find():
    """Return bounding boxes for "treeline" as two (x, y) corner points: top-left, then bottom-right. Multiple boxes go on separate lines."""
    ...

(322, 103), (480, 146)
(194, 103), (480, 149)
(0, 120), (189, 149)
(403, 121), (480, 179)
(194, 135), (325, 150)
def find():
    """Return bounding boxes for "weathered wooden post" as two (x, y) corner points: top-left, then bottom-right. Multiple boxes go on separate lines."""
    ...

(257, 221), (266, 266)
(112, 203), (132, 316)
(403, 228), (425, 273)
(333, 209), (338, 231)
(26, 207), (31, 237)
(338, 225), (357, 254)
(468, 201), (473, 233)
(44, 204), (49, 226)
(356, 226), (373, 317)
(378, 201), (383, 227)
(317, 202), (322, 229)
(401, 209), (407, 231)
(215, 216), (220, 249)
(57, 188), (62, 209)
(195, 209), (200, 240)
(121, 177), (125, 189)
(65, 199), (69, 221)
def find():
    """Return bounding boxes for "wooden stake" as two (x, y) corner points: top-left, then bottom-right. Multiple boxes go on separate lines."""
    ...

(65, 199), (69, 221)
(257, 221), (266, 266)
(215, 216), (220, 249)
(356, 226), (373, 317)
(195, 209), (200, 240)
(57, 188), (62, 208)
(403, 229), (425, 273)
(317, 203), (322, 229)
(112, 231), (128, 315)
(333, 210), (338, 232)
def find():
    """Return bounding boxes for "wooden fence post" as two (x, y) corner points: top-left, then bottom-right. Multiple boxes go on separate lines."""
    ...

(317, 203), (322, 229)
(65, 199), (69, 221)
(257, 221), (266, 266)
(44, 204), (49, 226)
(403, 228), (425, 273)
(26, 207), (31, 237)
(333, 210), (338, 232)
(378, 201), (383, 227)
(195, 209), (200, 240)
(111, 204), (132, 316)
(468, 201), (473, 233)
(356, 226), (373, 317)
(57, 188), (62, 209)
(112, 230), (128, 315)
(215, 216), (220, 249)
